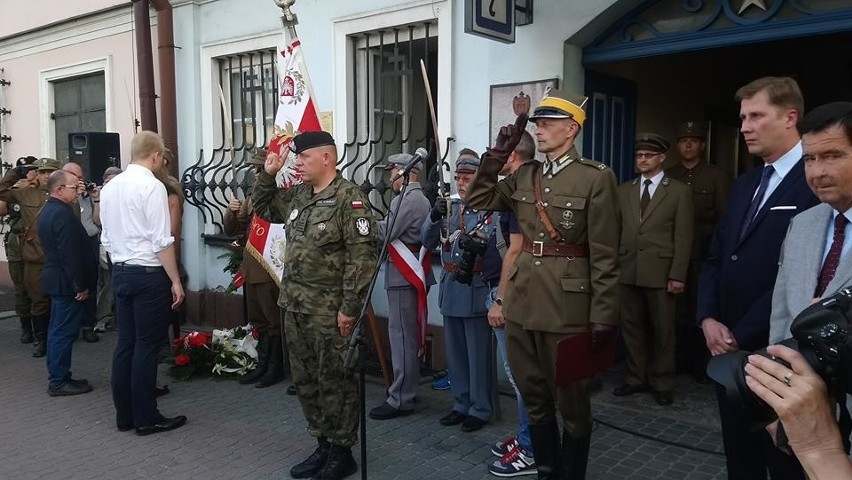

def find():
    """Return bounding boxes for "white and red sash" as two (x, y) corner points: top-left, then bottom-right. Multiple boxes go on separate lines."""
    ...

(387, 240), (431, 351)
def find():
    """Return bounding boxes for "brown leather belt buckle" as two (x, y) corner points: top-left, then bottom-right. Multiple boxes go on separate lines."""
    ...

(532, 241), (544, 257)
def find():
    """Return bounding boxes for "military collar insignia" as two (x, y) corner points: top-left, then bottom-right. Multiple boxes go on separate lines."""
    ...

(662, 177), (671, 186)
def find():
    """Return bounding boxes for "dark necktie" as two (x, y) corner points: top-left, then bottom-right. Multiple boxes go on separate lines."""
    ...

(640, 179), (652, 219)
(815, 214), (849, 298)
(739, 165), (775, 240)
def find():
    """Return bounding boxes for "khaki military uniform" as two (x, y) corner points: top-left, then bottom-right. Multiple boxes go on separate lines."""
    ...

(616, 176), (693, 392)
(466, 146), (620, 437)
(251, 171), (377, 447)
(5, 199), (32, 318)
(0, 170), (50, 320)
(666, 162), (729, 377)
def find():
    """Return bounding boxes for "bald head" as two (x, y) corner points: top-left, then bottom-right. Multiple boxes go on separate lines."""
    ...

(63, 162), (84, 181)
(46, 170), (75, 194)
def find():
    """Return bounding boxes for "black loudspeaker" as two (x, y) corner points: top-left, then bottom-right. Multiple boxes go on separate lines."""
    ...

(67, 132), (121, 185)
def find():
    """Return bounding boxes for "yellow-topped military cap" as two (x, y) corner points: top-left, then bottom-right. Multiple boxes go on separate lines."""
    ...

(529, 88), (589, 126)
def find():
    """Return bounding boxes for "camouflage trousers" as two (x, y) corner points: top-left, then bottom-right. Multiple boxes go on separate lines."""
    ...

(285, 311), (359, 447)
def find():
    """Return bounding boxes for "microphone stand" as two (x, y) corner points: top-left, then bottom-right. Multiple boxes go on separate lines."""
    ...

(344, 169), (415, 480)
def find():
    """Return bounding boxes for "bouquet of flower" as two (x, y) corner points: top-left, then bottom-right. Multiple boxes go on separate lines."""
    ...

(169, 325), (259, 380)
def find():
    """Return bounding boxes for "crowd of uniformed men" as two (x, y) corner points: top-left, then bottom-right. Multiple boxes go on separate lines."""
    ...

(8, 73), (845, 480)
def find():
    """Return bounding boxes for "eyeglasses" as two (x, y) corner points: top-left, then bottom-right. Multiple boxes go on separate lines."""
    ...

(454, 175), (474, 183)
(60, 184), (79, 190)
(635, 153), (661, 160)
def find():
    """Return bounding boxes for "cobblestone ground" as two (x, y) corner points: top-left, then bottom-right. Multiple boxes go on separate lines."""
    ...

(0, 309), (727, 479)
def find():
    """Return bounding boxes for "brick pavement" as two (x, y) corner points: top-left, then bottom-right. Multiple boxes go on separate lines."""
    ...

(0, 313), (728, 479)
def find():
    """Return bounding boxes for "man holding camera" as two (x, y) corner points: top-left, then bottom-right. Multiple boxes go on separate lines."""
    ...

(467, 89), (620, 479)
(422, 150), (495, 433)
(697, 76), (818, 480)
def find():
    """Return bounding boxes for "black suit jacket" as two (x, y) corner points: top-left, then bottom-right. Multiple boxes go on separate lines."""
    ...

(38, 197), (97, 296)
(697, 158), (818, 351)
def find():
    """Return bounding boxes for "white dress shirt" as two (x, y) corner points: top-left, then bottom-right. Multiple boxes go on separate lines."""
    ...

(100, 164), (174, 266)
(756, 141), (802, 211)
(639, 170), (665, 200)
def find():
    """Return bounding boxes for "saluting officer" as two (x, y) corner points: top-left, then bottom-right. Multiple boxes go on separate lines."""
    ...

(466, 89), (620, 479)
(252, 131), (377, 480)
(369, 153), (435, 420)
(666, 121), (729, 381)
(422, 150), (495, 433)
(613, 133), (693, 406)
(0, 157), (63, 358)
(4, 156), (38, 344)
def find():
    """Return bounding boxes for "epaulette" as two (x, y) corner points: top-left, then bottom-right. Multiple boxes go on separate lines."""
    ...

(577, 157), (609, 171)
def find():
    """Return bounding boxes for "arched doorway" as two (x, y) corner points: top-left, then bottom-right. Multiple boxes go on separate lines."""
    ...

(577, 0), (852, 181)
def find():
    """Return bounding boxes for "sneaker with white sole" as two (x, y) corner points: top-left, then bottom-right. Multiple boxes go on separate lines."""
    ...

(491, 435), (518, 457)
(488, 444), (536, 477)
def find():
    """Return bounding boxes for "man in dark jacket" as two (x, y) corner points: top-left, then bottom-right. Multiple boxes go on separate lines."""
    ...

(38, 170), (97, 396)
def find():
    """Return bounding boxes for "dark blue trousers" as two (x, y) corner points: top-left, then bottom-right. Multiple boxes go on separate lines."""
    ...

(47, 295), (85, 387)
(111, 264), (171, 428)
(82, 235), (100, 329)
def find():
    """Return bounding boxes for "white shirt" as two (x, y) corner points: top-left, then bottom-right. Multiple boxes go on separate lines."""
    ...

(100, 164), (173, 266)
(639, 170), (665, 200)
(756, 141), (802, 211)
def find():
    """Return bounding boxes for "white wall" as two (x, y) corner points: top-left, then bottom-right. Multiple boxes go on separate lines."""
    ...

(0, 0), (127, 39)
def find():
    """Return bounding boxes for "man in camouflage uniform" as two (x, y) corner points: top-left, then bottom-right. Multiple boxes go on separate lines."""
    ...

(467, 89), (620, 479)
(252, 131), (377, 480)
(666, 121), (729, 382)
(4, 156), (38, 343)
(0, 157), (63, 357)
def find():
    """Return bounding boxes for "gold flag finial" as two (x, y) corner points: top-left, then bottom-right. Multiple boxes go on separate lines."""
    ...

(274, 0), (297, 25)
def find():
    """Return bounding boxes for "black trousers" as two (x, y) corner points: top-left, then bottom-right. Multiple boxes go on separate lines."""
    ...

(111, 264), (172, 428)
(715, 385), (806, 480)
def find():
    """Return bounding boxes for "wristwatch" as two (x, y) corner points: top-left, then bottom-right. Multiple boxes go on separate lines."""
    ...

(495, 297), (503, 306)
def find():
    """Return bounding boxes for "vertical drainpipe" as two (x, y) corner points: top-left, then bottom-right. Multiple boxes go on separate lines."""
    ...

(150, 0), (179, 179)
(133, 0), (158, 132)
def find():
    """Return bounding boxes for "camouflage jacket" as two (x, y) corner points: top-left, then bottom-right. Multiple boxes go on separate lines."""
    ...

(251, 171), (378, 317)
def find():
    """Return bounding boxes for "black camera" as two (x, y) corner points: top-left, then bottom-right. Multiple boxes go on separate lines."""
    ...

(85, 181), (97, 193)
(454, 233), (488, 285)
(708, 288), (852, 427)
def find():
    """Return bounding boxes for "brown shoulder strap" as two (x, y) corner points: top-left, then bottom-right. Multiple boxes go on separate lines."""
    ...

(533, 164), (564, 243)
(22, 199), (49, 240)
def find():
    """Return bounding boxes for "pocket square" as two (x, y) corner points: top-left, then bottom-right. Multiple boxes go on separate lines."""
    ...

(770, 206), (797, 211)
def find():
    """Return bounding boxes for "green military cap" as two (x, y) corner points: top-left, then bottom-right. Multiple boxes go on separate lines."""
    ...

(529, 88), (589, 126)
(676, 121), (707, 140)
(384, 153), (420, 173)
(247, 147), (268, 166)
(36, 157), (62, 171)
(635, 133), (670, 153)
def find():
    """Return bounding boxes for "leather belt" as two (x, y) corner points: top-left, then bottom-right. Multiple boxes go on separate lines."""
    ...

(522, 239), (588, 258)
(443, 262), (483, 274)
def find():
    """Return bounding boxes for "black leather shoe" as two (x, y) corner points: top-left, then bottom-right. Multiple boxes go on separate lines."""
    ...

(155, 385), (170, 397)
(135, 414), (187, 436)
(48, 382), (93, 397)
(117, 422), (134, 432)
(20, 330), (34, 344)
(369, 402), (413, 420)
(81, 328), (99, 343)
(68, 378), (89, 388)
(313, 444), (357, 480)
(32, 341), (46, 358)
(439, 411), (467, 426)
(290, 437), (330, 478)
(287, 384), (298, 396)
(461, 416), (486, 432)
(612, 383), (648, 397)
(654, 391), (674, 406)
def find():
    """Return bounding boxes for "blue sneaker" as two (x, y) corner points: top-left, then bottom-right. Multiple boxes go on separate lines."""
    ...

(489, 444), (536, 477)
(432, 374), (451, 391)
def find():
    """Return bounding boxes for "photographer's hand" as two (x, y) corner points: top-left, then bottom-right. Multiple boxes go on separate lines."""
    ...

(700, 317), (738, 355)
(589, 323), (615, 353)
(745, 345), (851, 478)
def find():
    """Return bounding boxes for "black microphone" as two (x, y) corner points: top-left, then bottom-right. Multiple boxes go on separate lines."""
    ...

(391, 147), (429, 182)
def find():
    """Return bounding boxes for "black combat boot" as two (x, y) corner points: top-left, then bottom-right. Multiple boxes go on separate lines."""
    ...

(290, 436), (330, 478)
(560, 429), (591, 480)
(19, 316), (33, 344)
(239, 334), (269, 385)
(528, 422), (561, 480)
(255, 335), (284, 388)
(313, 443), (357, 480)
(32, 314), (48, 358)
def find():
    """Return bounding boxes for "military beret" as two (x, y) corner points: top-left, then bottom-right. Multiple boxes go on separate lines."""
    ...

(676, 121), (707, 140)
(455, 155), (480, 173)
(529, 88), (589, 126)
(35, 157), (62, 171)
(247, 147), (268, 166)
(290, 131), (335, 155)
(384, 153), (420, 173)
(16, 156), (38, 168)
(635, 133), (670, 153)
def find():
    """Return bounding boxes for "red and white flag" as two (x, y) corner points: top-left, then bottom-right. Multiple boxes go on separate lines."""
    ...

(387, 240), (431, 351)
(245, 31), (323, 283)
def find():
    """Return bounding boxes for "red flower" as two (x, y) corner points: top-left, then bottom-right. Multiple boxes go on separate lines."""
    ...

(173, 336), (186, 348)
(174, 354), (191, 366)
(187, 332), (210, 348)
(251, 330), (259, 339)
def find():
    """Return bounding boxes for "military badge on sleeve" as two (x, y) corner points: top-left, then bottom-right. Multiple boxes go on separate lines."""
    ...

(289, 209), (299, 222)
(356, 217), (370, 236)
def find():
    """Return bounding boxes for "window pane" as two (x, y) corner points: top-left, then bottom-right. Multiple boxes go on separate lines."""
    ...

(80, 74), (105, 110)
(54, 80), (80, 114)
(81, 111), (106, 131)
(54, 115), (81, 160)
